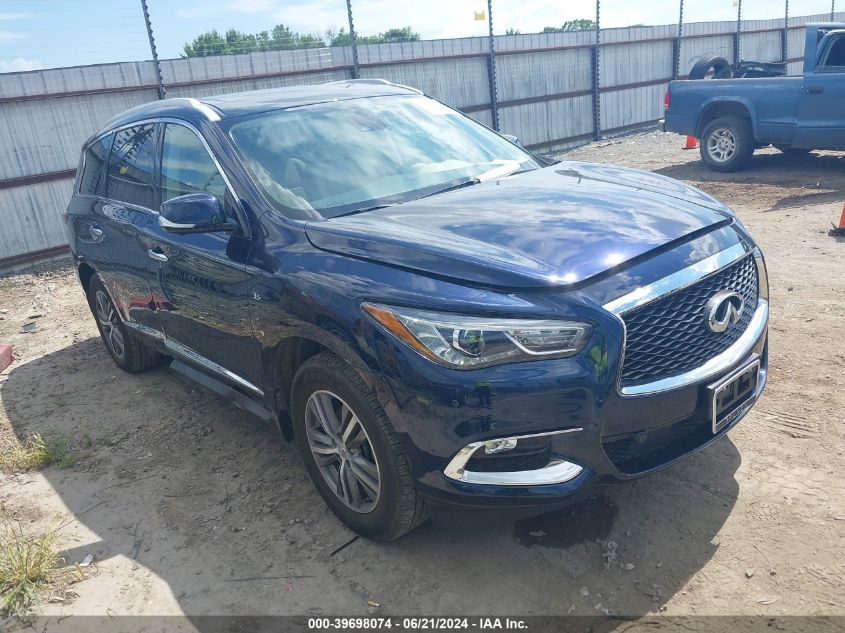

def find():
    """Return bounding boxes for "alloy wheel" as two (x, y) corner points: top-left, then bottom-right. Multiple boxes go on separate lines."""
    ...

(95, 290), (125, 360)
(305, 390), (381, 513)
(706, 128), (737, 163)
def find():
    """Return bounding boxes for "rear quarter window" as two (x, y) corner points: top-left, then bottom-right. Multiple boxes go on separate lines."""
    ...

(77, 134), (112, 196)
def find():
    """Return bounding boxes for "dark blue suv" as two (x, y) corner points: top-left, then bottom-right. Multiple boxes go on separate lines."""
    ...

(66, 80), (769, 540)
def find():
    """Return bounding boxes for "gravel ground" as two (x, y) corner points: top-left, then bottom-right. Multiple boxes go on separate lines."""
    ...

(0, 131), (843, 628)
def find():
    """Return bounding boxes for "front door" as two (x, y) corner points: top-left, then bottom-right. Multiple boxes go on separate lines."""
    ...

(796, 35), (845, 149)
(146, 122), (262, 392)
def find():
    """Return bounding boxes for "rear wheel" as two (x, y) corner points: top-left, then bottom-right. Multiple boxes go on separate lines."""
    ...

(291, 352), (428, 540)
(87, 275), (164, 373)
(699, 116), (754, 172)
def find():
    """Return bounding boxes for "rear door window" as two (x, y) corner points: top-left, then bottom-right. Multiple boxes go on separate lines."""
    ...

(78, 134), (112, 196)
(106, 123), (157, 209)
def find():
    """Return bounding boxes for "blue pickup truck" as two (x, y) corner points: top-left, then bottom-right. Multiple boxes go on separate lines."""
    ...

(663, 23), (845, 171)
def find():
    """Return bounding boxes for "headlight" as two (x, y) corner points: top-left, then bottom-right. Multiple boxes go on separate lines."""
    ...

(362, 303), (591, 368)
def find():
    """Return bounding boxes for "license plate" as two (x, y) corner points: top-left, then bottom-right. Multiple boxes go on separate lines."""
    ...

(708, 358), (760, 434)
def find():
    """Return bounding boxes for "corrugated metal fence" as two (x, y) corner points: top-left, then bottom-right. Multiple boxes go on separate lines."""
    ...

(0, 11), (840, 268)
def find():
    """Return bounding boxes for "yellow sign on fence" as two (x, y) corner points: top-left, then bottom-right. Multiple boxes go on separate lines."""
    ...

(474, 11), (486, 21)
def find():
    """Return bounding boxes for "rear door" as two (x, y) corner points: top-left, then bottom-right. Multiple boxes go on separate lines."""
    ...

(796, 34), (845, 148)
(145, 122), (262, 392)
(75, 124), (161, 331)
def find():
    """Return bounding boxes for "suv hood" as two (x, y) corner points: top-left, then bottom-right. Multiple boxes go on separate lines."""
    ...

(305, 161), (734, 289)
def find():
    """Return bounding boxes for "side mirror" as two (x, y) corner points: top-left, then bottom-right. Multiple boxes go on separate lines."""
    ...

(159, 193), (237, 234)
(501, 133), (522, 147)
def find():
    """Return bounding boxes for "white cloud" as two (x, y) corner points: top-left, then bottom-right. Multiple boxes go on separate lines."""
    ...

(0, 57), (41, 72)
(0, 30), (25, 40)
(227, 0), (278, 13)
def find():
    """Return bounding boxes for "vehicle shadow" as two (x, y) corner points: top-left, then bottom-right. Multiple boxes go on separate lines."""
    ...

(654, 150), (845, 212)
(1, 338), (741, 624)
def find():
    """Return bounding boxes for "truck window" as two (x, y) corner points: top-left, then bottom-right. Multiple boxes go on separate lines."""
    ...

(820, 36), (845, 71)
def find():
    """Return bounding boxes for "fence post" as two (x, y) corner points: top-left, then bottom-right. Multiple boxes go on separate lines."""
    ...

(832, 0), (836, 21)
(486, 0), (500, 132)
(734, 0), (742, 64)
(674, 0), (684, 79)
(591, 0), (601, 141)
(346, 0), (360, 79)
(140, 0), (165, 99)
(783, 0), (789, 63)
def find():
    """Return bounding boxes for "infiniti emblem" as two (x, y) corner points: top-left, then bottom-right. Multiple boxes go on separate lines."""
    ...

(704, 290), (744, 333)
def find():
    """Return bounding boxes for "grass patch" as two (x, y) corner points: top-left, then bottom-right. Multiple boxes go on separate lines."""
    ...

(0, 433), (77, 473)
(0, 523), (62, 617)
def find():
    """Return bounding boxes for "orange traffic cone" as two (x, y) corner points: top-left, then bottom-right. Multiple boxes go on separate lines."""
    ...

(682, 135), (698, 150)
(830, 204), (845, 236)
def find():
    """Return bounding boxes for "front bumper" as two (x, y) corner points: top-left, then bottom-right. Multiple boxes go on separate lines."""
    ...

(366, 248), (769, 509)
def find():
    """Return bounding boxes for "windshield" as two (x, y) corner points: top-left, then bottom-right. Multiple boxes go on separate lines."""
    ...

(226, 95), (541, 218)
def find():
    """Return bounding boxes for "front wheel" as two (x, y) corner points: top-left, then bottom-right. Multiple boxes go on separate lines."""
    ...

(699, 116), (754, 172)
(291, 352), (428, 540)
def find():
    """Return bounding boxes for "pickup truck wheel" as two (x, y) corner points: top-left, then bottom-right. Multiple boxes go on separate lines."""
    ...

(87, 275), (164, 373)
(291, 352), (429, 541)
(700, 116), (754, 172)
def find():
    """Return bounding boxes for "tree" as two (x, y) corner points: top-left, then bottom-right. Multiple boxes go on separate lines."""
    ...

(182, 24), (325, 57)
(326, 26), (420, 46)
(505, 28), (521, 35)
(542, 19), (597, 33)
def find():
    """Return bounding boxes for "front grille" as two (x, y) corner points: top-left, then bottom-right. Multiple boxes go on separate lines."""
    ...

(620, 254), (758, 388)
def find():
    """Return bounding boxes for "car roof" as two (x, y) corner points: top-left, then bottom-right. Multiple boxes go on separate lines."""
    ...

(93, 79), (421, 141)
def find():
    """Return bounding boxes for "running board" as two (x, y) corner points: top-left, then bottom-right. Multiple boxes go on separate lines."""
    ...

(170, 359), (277, 425)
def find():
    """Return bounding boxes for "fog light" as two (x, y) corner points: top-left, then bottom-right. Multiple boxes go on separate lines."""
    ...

(484, 438), (517, 455)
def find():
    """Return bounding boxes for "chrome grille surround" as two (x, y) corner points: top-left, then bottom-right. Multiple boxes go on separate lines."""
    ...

(603, 242), (769, 396)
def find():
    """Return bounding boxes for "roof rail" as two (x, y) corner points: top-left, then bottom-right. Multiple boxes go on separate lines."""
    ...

(187, 97), (222, 122)
(332, 78), (423, 94)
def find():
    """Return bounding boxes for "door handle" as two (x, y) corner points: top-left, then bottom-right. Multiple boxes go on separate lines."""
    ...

(147, 247), (168, 262)
(805, 86), (825, 95)
(89, 225), (103, 239)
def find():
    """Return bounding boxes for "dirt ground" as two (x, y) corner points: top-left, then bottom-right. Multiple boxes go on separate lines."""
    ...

(0, 131), (843, 627)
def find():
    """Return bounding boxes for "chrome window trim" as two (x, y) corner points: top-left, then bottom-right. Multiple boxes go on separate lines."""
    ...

(603, 243), (769, 397)
(124, 321), (264, 397)
(88, 117), (248, 236)
(443, 428), (584, 486)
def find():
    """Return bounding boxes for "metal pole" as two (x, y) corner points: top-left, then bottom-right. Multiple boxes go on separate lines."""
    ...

(734, 0), (742, 63)
(591, 0), (601, 141)
(832, 0), (836, 21)
(783, 0), (789, 63)
(675, 0), (684, 79)
(486, 0), (500, 131)
(140, 0), (165, 99)
(346, 0), (360, 79)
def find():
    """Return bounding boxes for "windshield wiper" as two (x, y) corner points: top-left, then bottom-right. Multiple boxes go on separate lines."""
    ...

(419, 177), (481, 200)
(337, 204), (392, 217)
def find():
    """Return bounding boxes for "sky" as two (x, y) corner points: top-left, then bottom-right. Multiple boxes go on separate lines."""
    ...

(0, 0), (837, 72)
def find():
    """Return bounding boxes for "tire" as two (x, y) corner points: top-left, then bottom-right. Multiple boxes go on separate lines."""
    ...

(699, 116), (755, 172)
(87, 275), (164, 373)
(688, 55), (732, 80)
(291, 352), (429, 541)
